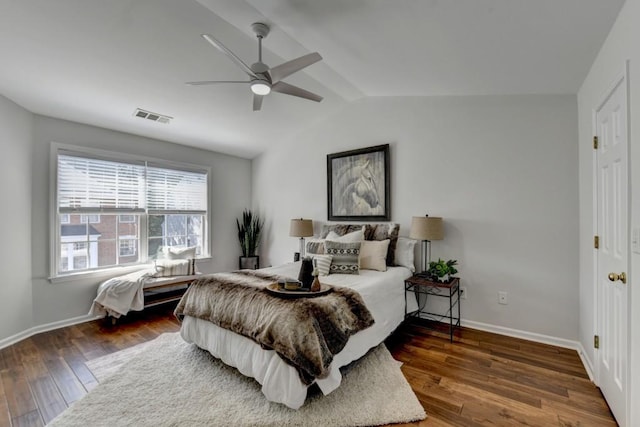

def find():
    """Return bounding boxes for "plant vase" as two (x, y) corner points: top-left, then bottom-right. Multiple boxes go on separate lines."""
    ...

(236, 209), (264, 271)
(239, 256), (259, 270)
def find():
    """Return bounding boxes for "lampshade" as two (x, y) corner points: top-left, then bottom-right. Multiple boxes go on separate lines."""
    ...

(289, 219), (313, 237)
(410, 216), (444, 241)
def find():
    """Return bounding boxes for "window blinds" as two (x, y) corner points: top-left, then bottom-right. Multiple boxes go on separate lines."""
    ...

(57, 154), (145, 212)
(57, 154), (207, 214)
(146, 166), (207, 214)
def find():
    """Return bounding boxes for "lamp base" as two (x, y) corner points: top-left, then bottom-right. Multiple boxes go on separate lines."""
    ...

(299, 237), (305, 258)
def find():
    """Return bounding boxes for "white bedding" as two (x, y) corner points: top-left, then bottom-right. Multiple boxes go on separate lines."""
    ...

(180, 262), (417, 409)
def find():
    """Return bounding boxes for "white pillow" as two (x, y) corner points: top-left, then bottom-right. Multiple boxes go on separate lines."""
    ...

(153, 259), (191, 277)
(166, 246), (197, 260)
(311, 254), (333, 276)
(325, 226), (365, 243)
(394, 237), (416, 272)
(359, 239), (390, 272)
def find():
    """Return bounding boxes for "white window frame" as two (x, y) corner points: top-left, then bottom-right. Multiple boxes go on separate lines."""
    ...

(118, 235), (138, 257)
(49, 143), (211, 281)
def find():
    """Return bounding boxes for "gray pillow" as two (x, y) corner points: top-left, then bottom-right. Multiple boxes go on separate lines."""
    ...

(305, 239), (325, 256)
(324, 241), (361, 275)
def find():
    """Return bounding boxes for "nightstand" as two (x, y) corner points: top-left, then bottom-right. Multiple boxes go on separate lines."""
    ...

(404, 275), (461, 342)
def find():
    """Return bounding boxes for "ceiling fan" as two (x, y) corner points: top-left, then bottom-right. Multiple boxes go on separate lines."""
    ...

(187, 22), (323, 111)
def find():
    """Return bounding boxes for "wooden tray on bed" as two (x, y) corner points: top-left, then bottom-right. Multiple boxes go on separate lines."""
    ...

(265, 282), (332, 299)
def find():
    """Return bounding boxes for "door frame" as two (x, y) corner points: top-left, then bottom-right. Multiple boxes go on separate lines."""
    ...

(591, 61), (631, 424)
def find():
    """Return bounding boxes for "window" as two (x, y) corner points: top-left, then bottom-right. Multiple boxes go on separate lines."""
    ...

(119, 237), (137, 257)
(119, 214), (135, 223)
(80, 214), (100, 224)
(54, 149), (208, 276)
(148, 214), (204, 258)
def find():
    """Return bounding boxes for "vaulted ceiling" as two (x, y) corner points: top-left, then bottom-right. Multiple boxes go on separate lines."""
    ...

(0, 0), (625, 158)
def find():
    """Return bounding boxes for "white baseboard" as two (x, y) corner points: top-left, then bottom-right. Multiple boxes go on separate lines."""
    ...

(575, 342), (596, 382)
(460, 319), (580, 350)
(0, 314), (102, 350)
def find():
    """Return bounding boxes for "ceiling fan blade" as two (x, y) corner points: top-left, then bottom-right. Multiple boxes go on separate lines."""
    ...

(201, 34), (258, 79)
(272, 81), (323, 102)
(253, 94), (264, 111)
(186, 80), (249, 86)
(269, 52), (322, 82)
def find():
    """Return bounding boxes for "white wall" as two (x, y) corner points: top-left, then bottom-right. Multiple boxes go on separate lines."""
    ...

(29, 116), (252, 328)
(0, 95), (34, 339)
(253, 95), (579, 340)
(577, 0), (640, 424)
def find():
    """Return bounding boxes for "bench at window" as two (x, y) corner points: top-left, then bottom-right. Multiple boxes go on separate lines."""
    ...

(141, 274), (200, 308)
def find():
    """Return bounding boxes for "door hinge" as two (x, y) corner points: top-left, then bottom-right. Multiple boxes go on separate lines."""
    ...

(593, 136), (598, 149)
(594, 335), (600, 349)
(594, 235), (599, 249)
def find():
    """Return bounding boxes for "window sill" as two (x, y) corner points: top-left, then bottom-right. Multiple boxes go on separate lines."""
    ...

(48, 257), (211, 284)
(49, 264), (152, 284)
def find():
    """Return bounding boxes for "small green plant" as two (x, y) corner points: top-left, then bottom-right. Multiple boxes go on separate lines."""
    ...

(427, 259), (458, 282)
(236, 209), (264, 257)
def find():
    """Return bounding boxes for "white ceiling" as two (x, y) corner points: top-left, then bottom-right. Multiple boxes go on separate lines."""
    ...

(0, 0), (625, 158)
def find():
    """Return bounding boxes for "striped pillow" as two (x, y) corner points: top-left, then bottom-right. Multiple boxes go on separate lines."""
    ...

(325, 241), (361, 275)
(312, 254), (333, 276)
(306, 239), (325, 256)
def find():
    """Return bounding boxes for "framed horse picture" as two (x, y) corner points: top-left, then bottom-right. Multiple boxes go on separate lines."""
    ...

(327, 144), (390, 221)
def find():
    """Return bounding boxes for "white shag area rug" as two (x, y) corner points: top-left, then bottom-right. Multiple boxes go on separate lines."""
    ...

(48, 333), (426, 427)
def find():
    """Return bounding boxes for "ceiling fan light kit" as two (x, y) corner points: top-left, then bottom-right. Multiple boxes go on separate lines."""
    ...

(250, 80), (271, 95)
(187, 22), (323, 111)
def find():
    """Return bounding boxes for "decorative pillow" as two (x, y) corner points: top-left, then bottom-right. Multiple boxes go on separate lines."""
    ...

(321, 223), (399, 266)
(324, 241), (361, 275)
(325, 226), (365, 243)
(305, 239), (325, 256)
(320, 224), (365, 239)
(394, 237), (417, 272)
(311, 254), (333, 276)
(363, 223), (400, 266)
(166, 246), (197, 260)
(153, 259), (192, 277)
(359, 239), (390, 272)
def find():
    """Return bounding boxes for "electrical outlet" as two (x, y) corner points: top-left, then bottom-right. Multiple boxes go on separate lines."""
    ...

(498, 291), (508, 305)
(460, 287), (467, 299)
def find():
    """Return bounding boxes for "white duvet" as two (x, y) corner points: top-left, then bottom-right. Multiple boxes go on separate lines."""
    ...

(180, 262), (417, 409)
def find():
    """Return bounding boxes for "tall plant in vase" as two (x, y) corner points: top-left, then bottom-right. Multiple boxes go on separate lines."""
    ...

(236, 209), (264, 269)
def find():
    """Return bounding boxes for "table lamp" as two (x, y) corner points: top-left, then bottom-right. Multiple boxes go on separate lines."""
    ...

(409, 215), (444, 276)
(289, 218), (313, 259)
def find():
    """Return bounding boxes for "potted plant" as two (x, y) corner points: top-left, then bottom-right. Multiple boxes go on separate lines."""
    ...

(236, 209), (264, 269)
(426, 259), (458, 283)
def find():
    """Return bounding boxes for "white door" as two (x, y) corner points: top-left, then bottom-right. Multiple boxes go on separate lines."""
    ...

(596, 73), (629, 426)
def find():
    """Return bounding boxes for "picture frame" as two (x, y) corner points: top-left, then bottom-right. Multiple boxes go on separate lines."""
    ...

(327, 144), (390, 221)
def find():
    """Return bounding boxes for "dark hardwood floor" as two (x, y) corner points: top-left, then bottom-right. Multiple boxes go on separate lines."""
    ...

(0, 305), (616, 427)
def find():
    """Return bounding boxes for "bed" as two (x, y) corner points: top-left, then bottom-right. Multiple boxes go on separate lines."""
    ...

(175, 223), (418, 409)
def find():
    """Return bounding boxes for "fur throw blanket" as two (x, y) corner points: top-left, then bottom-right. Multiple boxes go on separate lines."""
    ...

(174, 270), (374, 384)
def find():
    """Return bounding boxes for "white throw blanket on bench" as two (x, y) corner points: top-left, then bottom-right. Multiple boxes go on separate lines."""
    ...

(89, 268), (155, 318)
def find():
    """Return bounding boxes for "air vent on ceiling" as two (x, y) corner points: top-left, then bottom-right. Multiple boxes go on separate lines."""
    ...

(133, 108), (172, 124)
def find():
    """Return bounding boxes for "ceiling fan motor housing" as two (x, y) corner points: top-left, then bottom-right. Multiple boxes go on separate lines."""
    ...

(251, 22), (270, 39)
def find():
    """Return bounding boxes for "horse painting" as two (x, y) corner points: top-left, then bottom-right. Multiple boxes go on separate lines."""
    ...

(331, 151), (386, 217)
